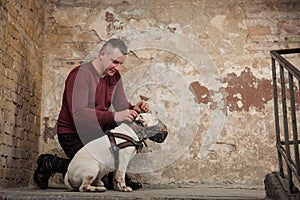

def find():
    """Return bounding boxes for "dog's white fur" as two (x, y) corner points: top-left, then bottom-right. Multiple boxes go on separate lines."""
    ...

(64, 113), (159, 192)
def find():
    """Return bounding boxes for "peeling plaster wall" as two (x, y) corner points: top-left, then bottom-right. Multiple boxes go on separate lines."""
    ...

(41, 0), (300, 186)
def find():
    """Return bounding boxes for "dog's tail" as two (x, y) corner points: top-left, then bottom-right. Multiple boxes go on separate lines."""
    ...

(64, 171), (77, 191)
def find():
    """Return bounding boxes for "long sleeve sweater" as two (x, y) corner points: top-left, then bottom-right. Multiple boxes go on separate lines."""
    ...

(57, 62), (133, 135)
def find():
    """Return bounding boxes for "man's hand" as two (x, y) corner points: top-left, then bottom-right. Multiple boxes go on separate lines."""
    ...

(114, 109), (138, 122)
(133, 101), (150, 113)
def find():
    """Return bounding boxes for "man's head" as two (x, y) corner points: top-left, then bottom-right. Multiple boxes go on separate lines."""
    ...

(100, 38), (128, 55)
(99, 38), (128, 76)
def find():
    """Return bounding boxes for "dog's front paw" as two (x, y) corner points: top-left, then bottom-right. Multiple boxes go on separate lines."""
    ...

(113, 182), (133, 192)
(122, 186), (133, 192)
(79, 185), (107, 192)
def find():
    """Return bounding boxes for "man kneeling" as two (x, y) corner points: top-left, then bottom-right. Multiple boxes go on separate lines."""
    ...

(34, 38), (149, 190)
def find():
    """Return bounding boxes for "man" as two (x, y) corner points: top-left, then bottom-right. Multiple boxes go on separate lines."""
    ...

(34, 38), (149, 190)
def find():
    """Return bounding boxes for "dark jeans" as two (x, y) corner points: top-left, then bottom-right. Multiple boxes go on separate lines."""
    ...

(57, 133), (84, 159)
(57, 122), (118, 159)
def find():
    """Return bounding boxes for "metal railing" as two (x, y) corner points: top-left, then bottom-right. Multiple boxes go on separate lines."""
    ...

(271, 48), (300, 194)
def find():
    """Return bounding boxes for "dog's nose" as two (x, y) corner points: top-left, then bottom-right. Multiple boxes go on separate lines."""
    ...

(160, 131), (168, 142)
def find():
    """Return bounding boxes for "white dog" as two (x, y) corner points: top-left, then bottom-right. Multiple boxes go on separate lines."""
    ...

(64, 113), (168, 192)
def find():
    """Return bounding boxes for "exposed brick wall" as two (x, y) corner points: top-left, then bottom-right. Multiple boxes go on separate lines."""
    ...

(0, 0), (45, 188)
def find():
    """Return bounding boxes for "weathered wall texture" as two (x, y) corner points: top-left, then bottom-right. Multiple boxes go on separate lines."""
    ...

(0, 1), (46, 187)
(41, 0), (299, 187)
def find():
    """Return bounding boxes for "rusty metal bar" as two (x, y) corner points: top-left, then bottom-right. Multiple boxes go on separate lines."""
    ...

(271, 48), (300, 195)
(280, 140), (300, 145)
(272, 57), (284, 176)
(270, 48), (300, 80)
(288, 72), (300, 175)
(273, 48), (300, 55)
(279, 64), (294, 193)
(277, 144), (300, 183)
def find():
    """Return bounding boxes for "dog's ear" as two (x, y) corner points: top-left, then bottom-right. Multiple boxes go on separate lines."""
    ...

(136, 114), (149, 127)
(135, 114), (143, 122)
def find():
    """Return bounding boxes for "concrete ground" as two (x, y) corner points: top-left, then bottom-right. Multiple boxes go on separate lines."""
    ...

(0, 184), (267, 200)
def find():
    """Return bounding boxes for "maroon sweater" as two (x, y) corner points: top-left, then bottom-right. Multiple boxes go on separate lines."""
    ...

(57, 62), (133, 135)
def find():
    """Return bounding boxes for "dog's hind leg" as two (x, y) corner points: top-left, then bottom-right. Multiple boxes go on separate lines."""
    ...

(92, 178), (105, 187)
(79, 175), (107, 192)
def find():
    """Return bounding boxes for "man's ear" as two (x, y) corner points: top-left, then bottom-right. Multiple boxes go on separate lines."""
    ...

(99, 50), (106, 59)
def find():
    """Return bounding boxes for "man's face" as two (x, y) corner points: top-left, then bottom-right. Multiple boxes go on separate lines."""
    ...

(103, 48), (126, 77)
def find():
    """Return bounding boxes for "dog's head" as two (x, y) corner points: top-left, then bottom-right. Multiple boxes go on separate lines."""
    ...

(135, 113), (168, 143)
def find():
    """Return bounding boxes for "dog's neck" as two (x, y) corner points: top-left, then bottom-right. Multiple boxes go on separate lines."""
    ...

(126, 121), (150, 141)
(127, 121), (144, 133)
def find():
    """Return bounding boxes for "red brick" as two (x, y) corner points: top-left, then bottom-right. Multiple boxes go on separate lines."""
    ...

(248, 26), (270, 35)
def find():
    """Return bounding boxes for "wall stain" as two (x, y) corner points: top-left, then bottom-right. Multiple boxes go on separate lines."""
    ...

(105, 11), (123, 34)
(43, 117), (57, 142)
(189, 68), (273, 113)
(189, 82), (211, 104)
(223, 67), (273, 112)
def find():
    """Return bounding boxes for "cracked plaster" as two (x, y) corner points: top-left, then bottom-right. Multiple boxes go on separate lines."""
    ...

(41, 0), (300, 186)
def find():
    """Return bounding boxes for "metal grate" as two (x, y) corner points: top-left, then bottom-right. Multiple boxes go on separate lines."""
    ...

(271, 48), (300, 194)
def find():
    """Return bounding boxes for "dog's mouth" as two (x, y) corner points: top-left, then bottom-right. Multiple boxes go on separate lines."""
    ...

(148, 131), (168, 143)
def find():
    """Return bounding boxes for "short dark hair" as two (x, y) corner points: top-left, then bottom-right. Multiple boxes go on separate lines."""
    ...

(100, 38), (128, 55)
